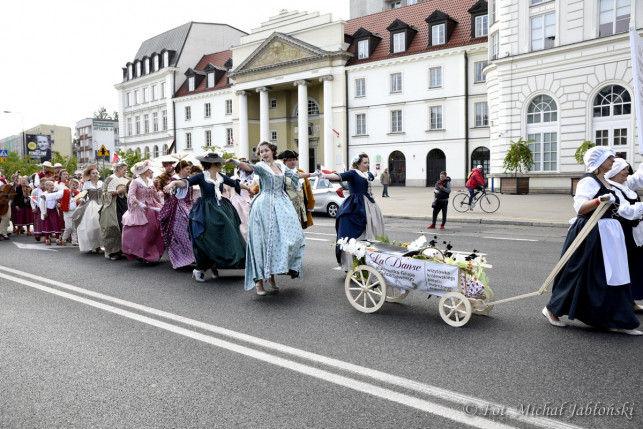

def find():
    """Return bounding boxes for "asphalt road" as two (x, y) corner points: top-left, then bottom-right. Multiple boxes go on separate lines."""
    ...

(0, 218), (640, 429)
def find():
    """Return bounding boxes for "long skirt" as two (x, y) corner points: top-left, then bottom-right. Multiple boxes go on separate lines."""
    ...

(11, 205), (33, 227)
(122, 209), (165, 262)
(41, 208), (59, 234)
(73, 201), (103, 252)
(188, 197), (245, 272)
(160, 197), (194, 269)
(547, 217), (639, 330)
(337, 197), (386, 271)
(32, 208), (42, 237)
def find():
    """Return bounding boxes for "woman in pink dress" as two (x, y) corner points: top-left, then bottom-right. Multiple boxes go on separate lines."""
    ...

(121, 160), (165, 262)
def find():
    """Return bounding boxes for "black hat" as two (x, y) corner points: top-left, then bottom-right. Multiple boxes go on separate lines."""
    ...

(196, 152), (225, 163)
(277, 149), (299, 160)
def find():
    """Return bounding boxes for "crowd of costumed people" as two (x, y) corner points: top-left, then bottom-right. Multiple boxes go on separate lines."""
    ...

(1, 145), (641, 335)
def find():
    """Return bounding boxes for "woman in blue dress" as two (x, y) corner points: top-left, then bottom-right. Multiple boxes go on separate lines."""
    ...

(324, 153), (386, 271)
(227, 142), (320, 295)
(164, 152), (253, 282)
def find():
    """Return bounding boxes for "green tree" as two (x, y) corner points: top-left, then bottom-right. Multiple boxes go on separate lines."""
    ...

(1, 152), (41, 179)
(50, 151), (78, 175)
(116, 149), (148, 170)
(202, 145), (235, 174)
(93, 106), (112, 120)
(112, 111), (119, 121)
(574, 140), (595, 164)
(502, 137), (534, 177)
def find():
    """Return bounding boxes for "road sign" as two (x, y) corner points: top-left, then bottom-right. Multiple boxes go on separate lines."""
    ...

(97, 145), (110, 157)
(0, 149), (7, 162)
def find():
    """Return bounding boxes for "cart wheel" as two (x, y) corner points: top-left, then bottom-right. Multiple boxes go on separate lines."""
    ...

(386, 287), (410, 303)
(471, 286), (495, 316)
(345, 265), (387, 313)
(438, 292), (472, 327)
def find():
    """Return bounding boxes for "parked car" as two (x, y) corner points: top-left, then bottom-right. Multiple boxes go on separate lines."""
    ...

(309, 177), (349, 218)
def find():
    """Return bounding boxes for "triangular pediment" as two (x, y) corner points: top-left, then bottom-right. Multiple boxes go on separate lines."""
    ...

(232, 32), (331, 74)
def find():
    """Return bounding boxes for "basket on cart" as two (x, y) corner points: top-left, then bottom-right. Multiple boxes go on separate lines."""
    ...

(340, 238), (494, 327)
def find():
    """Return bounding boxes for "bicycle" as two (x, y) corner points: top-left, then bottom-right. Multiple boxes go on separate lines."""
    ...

(452, 187), (500, 213)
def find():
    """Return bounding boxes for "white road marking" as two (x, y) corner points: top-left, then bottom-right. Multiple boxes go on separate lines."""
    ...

(304, 231), (337, 237)
(12, 242), (58, 251)
(482, 237), (538, 242)
(0, 265), (583, 429)
(305, 237), (331, 242)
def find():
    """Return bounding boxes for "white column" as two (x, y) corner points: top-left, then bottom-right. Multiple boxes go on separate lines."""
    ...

(295, 80), (309, 172)
(257, 87), (271, 143)
(237, 90), (249, 160)
(320, 75), (334, 170)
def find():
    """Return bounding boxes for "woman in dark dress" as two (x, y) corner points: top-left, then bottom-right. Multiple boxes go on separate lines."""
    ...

(324, 153), (386, 271)
(543, 147), (640, 335)
(164, 152), (252, 282)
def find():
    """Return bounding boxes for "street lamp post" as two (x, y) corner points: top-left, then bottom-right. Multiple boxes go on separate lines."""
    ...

(2, 110), (25, 155)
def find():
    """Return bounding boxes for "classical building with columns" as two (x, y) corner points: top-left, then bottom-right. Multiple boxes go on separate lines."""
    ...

(227, 11), (351, 172)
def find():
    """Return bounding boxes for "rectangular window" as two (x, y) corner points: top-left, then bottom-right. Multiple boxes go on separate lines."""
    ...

(162, 110), (168, 131)
(475, 15), (488, 37)
(185, 106), (191, 120)
(475, 102), (489, 127)
(151, 85), (157, 100)
(430, 106), (443, 129)
(531, 0), (547, 4)
(614, 128), (628, 145)
(429, 67), (442, 88)
(490, 0), (496, 25)
(153, 112), (158, 132)
(270, 130), (278, 142)
(528, 132), (558, 171)
(126, 92), (132, 107)
(491, 32), (499, 60)
(355, 78), (366, 97)
(595, 129), (609, 146)
(391, 110), (403, 133)
(160, 83), (166, 99)
(390, 73), (402, 93)
(357, 40), (369, 59)
(188, 77), (195, 92)
(205, 103), (211, 118)
(205, 130), (212, 146)
(226, 128), (234, 145)
(186, 133), (192, 149)
(270, 98), (277, 109)
(135, 116), (140, 135)
(475, 61), (488, 83)
(356, 113), (367, 136)
(127, 118), (132, 136)
(531, 13), (556, 51)
(599, 0), (630, 37)
(207, 73), (215, 88)
(134, 90), (139, 105)
(392, 32), (405, 53)
(143, 87), (148, 103)
(144, 114), (149, 133)
(432, 24), (445, 45)
(225, 99), (232, 115)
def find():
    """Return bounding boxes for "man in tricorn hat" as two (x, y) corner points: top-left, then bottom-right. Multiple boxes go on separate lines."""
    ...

(277, 149), (315, 229)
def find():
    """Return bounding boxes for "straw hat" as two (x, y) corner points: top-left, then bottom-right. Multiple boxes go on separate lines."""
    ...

(131, 160), (153, 176)
(41, 161), (53, 168)
(53, 163), (63, 168)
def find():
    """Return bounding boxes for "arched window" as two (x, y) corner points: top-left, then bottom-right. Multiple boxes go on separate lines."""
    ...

(470, 147), (490, 175)
(135, 147), (141, 156)
(388, 151), (406, 186)
(153, 145), (159, 158)
(426, 149), (446, 186)
(144, 146), (150, 159)
(294, 98), (320, 116)
(526, 94), (558, 172)
(162, 144), (168, 155)
(592, 85), (631, 152)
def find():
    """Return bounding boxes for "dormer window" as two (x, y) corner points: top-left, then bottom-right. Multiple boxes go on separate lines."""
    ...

(127, 64), (133, 80)
(144, 58), (150, 75)
(163, 51), (169, 67)
(426, 10), (458, 46)
(352, 27), (382, 61)
(204, 63), (226, 88)
(468, 0), (489, 39)
(387, 19), (417, 54)
(136, 62), (141, 77)
(207, 72), (215, 88)
(188, 76), (195, 92)
(153, 55), (159, 71)
(358, 40), (369, 59)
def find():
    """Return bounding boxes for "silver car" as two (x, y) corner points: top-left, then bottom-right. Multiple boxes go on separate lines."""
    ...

(309, 177), (349, 218)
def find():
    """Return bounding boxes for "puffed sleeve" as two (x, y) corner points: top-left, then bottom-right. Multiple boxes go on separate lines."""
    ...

(127, 179), (139, 208)
(284, 167), (300, 188)
(573, 177), (601, 214)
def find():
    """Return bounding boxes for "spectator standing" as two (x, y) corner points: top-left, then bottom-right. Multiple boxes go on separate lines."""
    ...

(428, 171), (451, 230)
(380, 168), (391, 197)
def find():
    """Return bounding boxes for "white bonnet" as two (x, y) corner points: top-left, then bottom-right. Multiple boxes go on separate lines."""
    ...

(584, 146), (615, 172)
(605, 157), (629, 179)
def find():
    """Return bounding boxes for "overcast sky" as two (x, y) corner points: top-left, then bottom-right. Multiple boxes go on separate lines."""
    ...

(0, 0), (350, 140)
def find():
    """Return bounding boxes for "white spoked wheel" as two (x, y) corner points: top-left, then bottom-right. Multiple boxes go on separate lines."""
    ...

(386, 287), (410, 303)
(345, 265), (387, 313)
(471, 286), (495, 316)
(438, 292), (472, 327)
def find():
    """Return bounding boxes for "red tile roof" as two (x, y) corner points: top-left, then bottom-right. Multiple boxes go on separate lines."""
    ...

(174, 50), (232, 98)
(345, 0), (487, 66)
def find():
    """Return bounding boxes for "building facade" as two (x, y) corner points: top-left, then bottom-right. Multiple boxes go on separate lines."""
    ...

(486, 0), (643, 192)
(114, 22), (246, 158)
(75, 118), (119, 165)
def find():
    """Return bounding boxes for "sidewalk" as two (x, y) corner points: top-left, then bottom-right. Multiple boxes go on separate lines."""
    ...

(375, 187), (576, 228)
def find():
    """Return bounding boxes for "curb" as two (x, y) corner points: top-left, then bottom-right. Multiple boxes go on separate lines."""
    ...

(383, 214), (570, 228)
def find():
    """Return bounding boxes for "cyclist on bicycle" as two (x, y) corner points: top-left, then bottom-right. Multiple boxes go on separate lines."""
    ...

(465, 165), (486, 210)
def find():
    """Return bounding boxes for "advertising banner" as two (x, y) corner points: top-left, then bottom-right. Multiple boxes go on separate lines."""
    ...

(25, 134), (51, 162)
